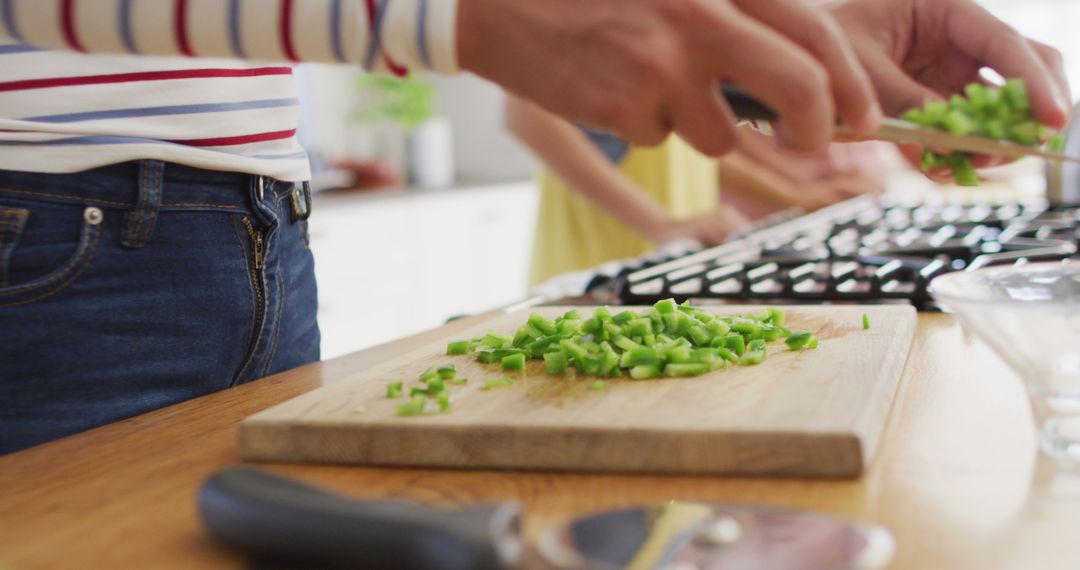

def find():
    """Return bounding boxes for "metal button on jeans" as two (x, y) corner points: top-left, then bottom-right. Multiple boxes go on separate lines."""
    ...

(83, 206), (103, 225)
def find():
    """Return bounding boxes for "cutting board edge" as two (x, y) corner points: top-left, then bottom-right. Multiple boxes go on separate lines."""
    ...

(846, 304), (918, 466)
(237, 420), (867, 478)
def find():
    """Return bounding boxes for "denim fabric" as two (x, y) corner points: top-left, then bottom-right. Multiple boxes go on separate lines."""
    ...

(0, 161), (320, 454)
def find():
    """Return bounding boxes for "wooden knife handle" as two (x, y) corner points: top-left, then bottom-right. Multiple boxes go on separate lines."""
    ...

(197, 467), (520, 570)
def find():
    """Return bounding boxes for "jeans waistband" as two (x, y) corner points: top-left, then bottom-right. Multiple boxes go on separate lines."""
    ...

(0, 161), (296, 214)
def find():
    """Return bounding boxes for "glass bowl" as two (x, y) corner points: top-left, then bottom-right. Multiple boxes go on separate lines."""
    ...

(930, 261), (1080, 468)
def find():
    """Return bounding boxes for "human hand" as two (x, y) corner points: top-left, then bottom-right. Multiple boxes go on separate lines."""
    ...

(458, 0), (882, 156)
(750, 173), (879, 213)
(654, 206), (751, 247)
(719, 141), (882, 219)
(831, 0), (1071, 129)
(895, 142), (1006, 184)
(806, 170), (886, 204)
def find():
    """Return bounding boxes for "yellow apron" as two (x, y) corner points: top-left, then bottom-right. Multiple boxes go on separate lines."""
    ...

(530, 135), (719, 285)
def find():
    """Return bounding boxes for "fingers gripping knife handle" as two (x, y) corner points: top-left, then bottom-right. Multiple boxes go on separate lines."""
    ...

(719, 83), (779, 122)
(197, 468), (521, 570)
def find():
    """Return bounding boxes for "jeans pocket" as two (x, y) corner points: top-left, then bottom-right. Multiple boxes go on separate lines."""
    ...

(0, 204), (105, 307)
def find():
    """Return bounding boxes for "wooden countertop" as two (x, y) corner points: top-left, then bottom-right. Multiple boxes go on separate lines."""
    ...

(2, 312), (1078, 570)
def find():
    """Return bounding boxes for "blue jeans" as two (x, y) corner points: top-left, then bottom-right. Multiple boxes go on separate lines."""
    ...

(0, 161), (320, 454)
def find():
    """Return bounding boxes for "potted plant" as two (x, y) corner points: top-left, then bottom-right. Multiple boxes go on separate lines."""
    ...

(351, 74), (454, 189)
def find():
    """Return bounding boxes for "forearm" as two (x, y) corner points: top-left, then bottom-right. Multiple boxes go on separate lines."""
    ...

(552, 151), (673, 242)
(506, 96), (673, 241)
(0, 0), (458, 73)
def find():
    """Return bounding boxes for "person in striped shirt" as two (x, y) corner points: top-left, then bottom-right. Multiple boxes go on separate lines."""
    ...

(0, 0), (1070, 454)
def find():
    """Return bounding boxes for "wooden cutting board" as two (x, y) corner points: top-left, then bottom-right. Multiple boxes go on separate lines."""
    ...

(239, 305), (916, 477)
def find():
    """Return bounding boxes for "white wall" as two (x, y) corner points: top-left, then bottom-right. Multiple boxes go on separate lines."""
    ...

(979, 0), (1080, 94)
(309, 182), (539, 359)
(426, 73), (536, 183)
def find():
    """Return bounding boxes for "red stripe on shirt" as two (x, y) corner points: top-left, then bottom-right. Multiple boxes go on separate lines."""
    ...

(363, 0), (409, 78)
(280, 0), (300, 62)
(60, 0), (86, 52)
(384, 56), (408, 78)
(175, 0), (195, 57)
(168, 128), (297, 147)
(0, 67), (293, 92)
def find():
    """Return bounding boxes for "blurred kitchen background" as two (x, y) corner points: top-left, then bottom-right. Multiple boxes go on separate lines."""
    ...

(301, 0), (1080, 359)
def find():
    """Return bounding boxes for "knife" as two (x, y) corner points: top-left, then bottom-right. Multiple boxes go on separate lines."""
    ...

(197, 468), (522, 570)
(198, 467), (894, 570)
(719, 83), (1080, 164)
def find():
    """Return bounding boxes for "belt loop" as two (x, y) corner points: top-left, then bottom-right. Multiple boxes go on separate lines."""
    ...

(249, 175), (278, 226)
(290, 181), (312, 221)
(121, 160), (164, 249)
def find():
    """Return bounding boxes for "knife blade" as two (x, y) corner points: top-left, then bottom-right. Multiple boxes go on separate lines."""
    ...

(718, 83), (1080, 164)
(538, 502), (894, 570)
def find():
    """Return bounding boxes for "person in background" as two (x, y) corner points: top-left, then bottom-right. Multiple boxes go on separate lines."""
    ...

(0, 0), (1070, 454)
(506, 94), (749, 285)
(507, 96), (886, 285)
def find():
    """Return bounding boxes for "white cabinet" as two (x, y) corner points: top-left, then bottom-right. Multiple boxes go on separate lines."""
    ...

(309, 181), (539, 359)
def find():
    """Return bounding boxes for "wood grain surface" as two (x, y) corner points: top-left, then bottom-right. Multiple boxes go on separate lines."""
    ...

(239, 305), (916, 477)
(2, 312), (1078, 570)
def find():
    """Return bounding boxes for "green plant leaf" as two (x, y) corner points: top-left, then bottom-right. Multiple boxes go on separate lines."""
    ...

(353, 74), (435, 132)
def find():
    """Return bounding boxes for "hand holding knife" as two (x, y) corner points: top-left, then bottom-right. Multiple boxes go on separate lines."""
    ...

(719, 84), (1080, 164)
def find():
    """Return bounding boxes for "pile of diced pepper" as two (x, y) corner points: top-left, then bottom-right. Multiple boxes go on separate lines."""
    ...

(389, 300), (822, 417)
(454, 299), (818, 379)
(902, 78), (1063, 186)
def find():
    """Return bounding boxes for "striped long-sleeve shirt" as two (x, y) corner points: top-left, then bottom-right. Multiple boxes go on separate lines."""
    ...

(0, 0), (459, 181)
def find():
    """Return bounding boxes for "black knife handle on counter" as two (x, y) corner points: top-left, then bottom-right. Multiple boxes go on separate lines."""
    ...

(197, 467), (521, 570)
(719, 83), (778, 122)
